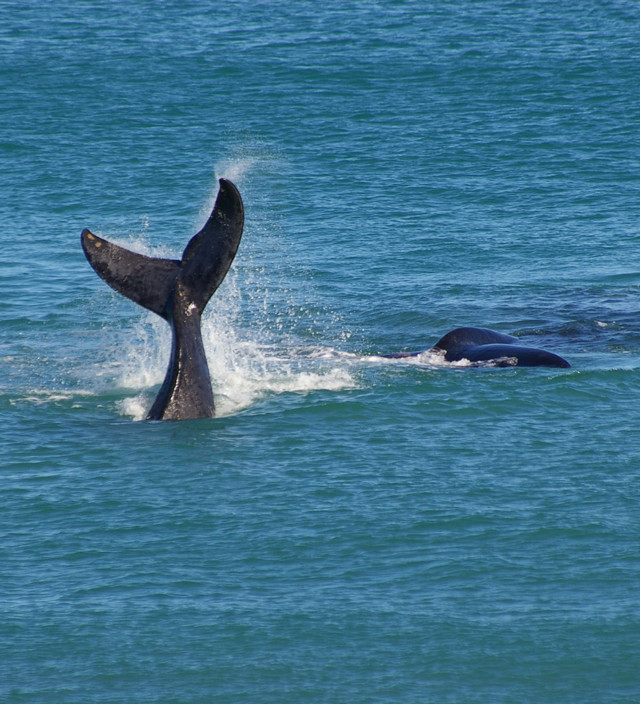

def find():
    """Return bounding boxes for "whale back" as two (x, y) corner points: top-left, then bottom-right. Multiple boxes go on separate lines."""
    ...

(433, 327), (518, 352)
(433, 327), (570, 368)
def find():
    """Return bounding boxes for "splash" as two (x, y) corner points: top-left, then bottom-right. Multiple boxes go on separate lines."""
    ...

(214, 156), (259, 186)
(362, 348), (470, 367)
(114, 314), (358, 421)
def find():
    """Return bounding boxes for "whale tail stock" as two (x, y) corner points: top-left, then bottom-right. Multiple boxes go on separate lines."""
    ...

(81, 178), (244, 420)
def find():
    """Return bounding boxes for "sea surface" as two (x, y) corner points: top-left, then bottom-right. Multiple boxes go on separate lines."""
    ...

(2, 2), (640, 702)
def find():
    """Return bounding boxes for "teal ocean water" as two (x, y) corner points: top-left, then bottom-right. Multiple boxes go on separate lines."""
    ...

(2, 2), (640, 702)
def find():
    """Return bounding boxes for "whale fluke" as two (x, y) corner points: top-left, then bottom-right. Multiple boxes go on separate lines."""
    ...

(81, 178), (244, 420)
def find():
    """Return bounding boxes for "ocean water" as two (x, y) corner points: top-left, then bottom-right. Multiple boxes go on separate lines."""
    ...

(2, 1), (640, 702)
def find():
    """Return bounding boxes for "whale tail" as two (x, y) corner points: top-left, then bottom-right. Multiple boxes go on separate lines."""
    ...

(81, 178), (244, 319)
(81, 178), (244, 420)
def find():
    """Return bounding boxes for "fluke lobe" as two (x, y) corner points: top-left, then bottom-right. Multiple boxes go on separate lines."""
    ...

(81, 178), (244, 420)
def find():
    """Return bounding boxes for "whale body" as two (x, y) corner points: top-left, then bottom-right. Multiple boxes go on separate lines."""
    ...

(385, 326), (570, 368)
(81, 178), (244, 420)
(432, 327), (570, 367)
